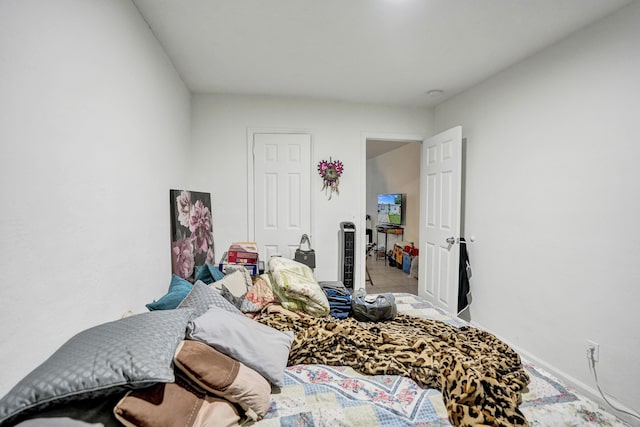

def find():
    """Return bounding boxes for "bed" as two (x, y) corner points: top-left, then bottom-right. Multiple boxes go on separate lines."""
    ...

(0, 260), (630, 427)
(257, 293), (630, 427)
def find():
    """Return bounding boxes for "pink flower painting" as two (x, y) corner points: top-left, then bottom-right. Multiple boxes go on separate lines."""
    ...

(172, 237), (195, 280)
(176, 191), (192, 228)
(189, 199), (213, 253)
(170, 189), (215, 280)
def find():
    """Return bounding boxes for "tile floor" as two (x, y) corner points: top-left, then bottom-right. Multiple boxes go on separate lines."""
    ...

(365, 253), (418, 295)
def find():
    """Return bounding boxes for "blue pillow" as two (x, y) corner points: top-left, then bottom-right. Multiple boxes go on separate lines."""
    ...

(194, 263), (225, 284)
(146, 275), (193, 311)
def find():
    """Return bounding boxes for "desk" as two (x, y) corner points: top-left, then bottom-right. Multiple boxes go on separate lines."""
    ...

(376, 226), (404, 265)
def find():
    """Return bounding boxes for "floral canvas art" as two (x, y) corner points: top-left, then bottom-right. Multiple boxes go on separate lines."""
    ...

(170, 189), (215, 280)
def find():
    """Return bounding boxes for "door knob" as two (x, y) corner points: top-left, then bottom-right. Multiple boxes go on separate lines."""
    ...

(446, 237), (456, 250)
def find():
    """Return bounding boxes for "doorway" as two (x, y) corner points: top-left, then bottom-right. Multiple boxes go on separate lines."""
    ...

(363, 134), (423, 295)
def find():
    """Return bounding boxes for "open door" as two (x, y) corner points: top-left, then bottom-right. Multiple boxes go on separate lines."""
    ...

(418, 126), (462, 316)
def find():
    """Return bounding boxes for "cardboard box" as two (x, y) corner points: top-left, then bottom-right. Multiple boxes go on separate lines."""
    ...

(393, 244), (405, 265)
(218, 252), (259, 276)
(227, 242), (259, 264)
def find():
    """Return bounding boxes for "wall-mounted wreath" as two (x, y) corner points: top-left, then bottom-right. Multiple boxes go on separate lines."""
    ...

(317, 157), (343, 200)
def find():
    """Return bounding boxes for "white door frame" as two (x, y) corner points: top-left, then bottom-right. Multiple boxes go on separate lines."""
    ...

(247, 128), (314, 243)
(360, 131), (424, 291)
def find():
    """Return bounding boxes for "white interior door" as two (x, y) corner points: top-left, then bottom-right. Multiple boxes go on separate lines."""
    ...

(418, 126), (462, 315)
(252, 132), (312, 261)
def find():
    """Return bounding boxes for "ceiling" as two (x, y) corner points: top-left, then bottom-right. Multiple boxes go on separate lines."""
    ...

(133, 0), (631, 108)
(366, 140), (415, 159)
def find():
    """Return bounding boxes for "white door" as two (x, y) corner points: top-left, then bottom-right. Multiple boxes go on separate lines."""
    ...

(418, 126), (462, 315)
(252, 132), (312, 261)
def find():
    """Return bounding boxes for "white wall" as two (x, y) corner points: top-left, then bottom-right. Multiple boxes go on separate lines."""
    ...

(366, 143), (421, 248)
(190, 94), (431, 284)
(0, 0), (191, 395)
(4, 0), (636, 418)
(434, 2), (640, 416)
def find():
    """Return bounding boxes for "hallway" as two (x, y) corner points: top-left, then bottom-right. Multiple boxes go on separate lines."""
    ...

(364, 253), (418, 295)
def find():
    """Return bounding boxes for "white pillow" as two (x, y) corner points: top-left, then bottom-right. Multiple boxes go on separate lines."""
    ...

(210, 269), (251, 297)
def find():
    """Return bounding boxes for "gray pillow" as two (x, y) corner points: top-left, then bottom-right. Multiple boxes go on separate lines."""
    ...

(187, 305), (294, 386)
(10, 395), (121, 426)
(0, 308), (194, 425)
(178, 280), (243, 317)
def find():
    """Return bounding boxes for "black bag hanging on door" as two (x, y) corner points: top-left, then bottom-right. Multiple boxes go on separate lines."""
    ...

(457, 238), (472, 315)
(294, 234), (316, 269)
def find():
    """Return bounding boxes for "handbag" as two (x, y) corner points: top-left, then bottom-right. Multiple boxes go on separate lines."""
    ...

(294, 234), (316, 269)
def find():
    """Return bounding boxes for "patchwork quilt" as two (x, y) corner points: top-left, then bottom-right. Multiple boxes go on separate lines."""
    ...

(257, 363), (629, 427)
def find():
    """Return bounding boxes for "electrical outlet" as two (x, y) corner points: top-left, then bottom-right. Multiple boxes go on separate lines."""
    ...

(586, 340), (599, 362)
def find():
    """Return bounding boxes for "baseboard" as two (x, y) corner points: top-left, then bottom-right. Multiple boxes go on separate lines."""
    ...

(469, 320), (640, 427)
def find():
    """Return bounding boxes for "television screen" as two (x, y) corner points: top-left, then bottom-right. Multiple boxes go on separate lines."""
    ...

(377, 193), (404, 226)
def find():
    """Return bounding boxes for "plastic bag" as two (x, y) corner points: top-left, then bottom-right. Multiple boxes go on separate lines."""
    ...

(351, 289), (397, 322)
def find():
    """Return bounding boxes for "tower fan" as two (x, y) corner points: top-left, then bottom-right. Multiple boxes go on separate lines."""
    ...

(339, 222), (356, 290)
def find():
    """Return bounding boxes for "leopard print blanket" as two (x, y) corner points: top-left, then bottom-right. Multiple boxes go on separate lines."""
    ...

(258, 312), (530, 427)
